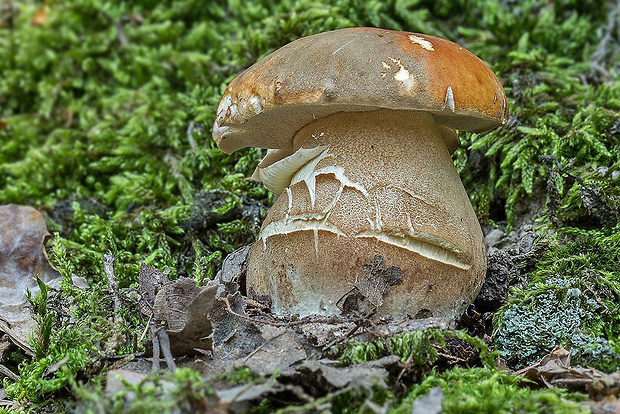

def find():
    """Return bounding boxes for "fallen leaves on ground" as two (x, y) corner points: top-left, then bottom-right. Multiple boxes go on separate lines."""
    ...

(514, 346), (620, 412)
(0, 205), (63, 354)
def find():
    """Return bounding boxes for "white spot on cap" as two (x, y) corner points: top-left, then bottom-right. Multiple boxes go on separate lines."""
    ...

(409, 35), (435, 51)
(216, 92), (232, 121)
(249, 95), (262, 115)
(443, 86), (455, 112)
(389, 58), (414, 91)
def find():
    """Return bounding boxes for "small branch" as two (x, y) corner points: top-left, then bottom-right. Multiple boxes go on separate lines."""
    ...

(0, 364), (19, 382)
(396, 351), (414, 382)
(139, 313), (153, 343)
(113, 20), (129, 47)
(149, 322), (160, 371)
(241, 331), (287, 363)
(155, 326), (176, 371)
(321, 323), (361, 352)
(590, 0), (620, 74)
(103, 254), (122, 323)
(186, 121), (197, 150)
(220, 296), (367, 327)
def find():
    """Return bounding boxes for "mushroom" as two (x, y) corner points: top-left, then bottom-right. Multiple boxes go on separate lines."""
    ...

(212, 28), (507, 319)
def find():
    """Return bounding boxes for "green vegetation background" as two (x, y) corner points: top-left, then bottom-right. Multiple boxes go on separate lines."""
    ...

(0, 0), (619, 411)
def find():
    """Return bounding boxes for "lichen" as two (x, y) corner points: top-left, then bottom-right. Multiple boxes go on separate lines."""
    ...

(494, 227), (620, 372)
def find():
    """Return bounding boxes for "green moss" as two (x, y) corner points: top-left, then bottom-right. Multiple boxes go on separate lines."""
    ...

(392, 367), (587, 414)
(336, 329), (496, 370)
(4, 325), (100, 403)
(495, 226), (620, 371)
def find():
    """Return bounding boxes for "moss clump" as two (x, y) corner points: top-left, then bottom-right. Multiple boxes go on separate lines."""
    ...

(495, 226), (620, 371)
(337, 329), (494, 369)
(393, 367), (587, 414)
(4, 326), (100, 403)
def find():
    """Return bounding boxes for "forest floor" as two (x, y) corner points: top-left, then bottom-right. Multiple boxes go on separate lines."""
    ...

(0, 0), (619, 412)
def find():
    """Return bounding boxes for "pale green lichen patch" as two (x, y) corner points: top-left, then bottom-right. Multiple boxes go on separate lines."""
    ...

(495, 227), (620, 372)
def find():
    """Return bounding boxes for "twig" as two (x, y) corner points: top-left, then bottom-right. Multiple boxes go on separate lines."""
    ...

(149, 322), (160, 371)
(590, 0), (620, 76)
(113, 20), (128, 46)
(0, 364), (19, 382)
(435, 350), (467, 363)
(241, 331), (288, 364)
(220, 296), (367, 327)
(155, 326), (176, 371)
(139, 313), (153, 343)
(321, 323), (361, 352)
(186, 121), (197, 150)
(103, 254), (122, 323)
(396, 351), (414, 382)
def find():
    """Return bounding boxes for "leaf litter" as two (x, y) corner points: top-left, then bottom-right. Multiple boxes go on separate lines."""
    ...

(0, 204), (86, 355)
(3, 205), (618, 411)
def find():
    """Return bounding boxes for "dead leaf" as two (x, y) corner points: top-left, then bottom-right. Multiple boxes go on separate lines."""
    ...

(283, 356), (398, 392)
(513, 346), (618, 394)
(137, 263), (167, 316)
(150, 277), (219, 356)
(0, 205), (63, 354)
(584, 398), (620, 414)
(214, 245), (249, 296)
(216, 379), (279, 406)
(105, 369), (148, 395)
(30, 4), (47, 26)
(337, 255), (402, 316)
(237, 325), (306, 376)
(43, 355), (69, 377)
(212, 293), (263, 363)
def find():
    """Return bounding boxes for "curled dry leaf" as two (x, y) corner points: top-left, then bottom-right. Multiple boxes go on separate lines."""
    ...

(138, 264), (222, 357)
(0, 205), (63, 354)
(236, 325), (306, 376)
(30, 4), (47, 26)
(514, 346), (616, 393)
(514, 346), (620, 412)
(337, 255), (403, 317)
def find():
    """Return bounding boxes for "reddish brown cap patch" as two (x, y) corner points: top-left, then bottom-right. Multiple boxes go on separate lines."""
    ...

(213, 27), (508, 154)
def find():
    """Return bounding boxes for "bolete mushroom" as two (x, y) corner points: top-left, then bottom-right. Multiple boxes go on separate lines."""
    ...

(212, 28), (507, 319)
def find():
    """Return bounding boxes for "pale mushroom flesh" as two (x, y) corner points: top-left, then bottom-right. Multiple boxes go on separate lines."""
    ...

(246, 109), (486, 319)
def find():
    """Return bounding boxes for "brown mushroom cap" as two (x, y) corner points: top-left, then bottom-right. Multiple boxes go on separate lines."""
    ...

(213, 27), (508, 155)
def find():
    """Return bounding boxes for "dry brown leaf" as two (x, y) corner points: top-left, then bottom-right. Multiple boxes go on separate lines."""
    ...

(513, 346), (620, 397)
(337, 255), (403, 317)
(30, 4), (47, 26)
(0, 205), (62, 354)
(237, 325), (306, 376)
(138, 266), (221, 356)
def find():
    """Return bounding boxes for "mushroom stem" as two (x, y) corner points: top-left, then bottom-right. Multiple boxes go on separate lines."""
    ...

(247, 109), (486, 318)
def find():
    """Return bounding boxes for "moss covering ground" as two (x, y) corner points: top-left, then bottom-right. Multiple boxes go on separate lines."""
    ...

(0, 0), (618, 412)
